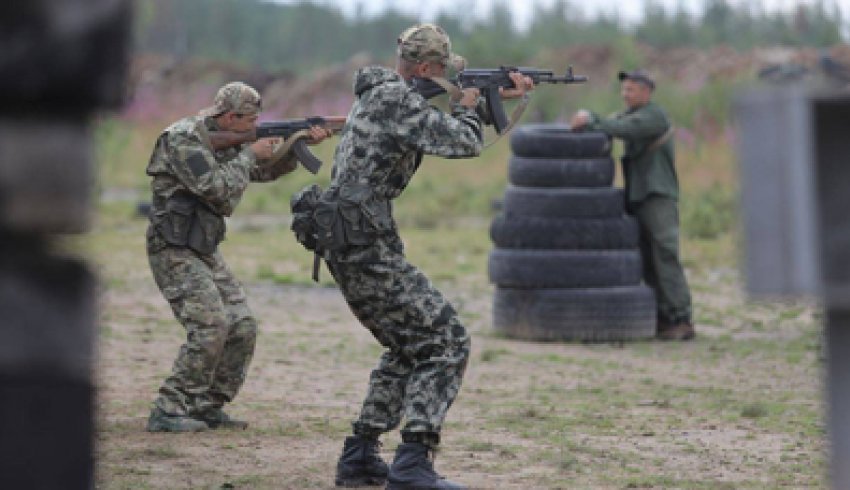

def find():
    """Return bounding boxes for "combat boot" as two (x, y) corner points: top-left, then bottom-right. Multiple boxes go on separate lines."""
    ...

(335, 435), (389, 487)
(657, 322), (696, 341)
(199, 408), (249, 430)
(385, 442), (465, 490)
(145, 407), (208, 433)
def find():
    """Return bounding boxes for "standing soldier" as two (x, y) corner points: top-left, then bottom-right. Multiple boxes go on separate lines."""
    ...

(571, 69), (694, 341)
(304, 25), (532, 489)
(145, 82), (329, 432)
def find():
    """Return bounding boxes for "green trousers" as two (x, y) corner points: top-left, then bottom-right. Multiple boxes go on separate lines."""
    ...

(631, 195), (692, 325)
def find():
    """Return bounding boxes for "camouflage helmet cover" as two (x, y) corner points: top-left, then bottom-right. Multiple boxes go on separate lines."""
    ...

(397, 23), (466, 70)
(200, 81), (262, 118)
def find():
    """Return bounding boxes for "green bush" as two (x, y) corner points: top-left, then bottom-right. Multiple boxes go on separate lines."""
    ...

(681, 184), (737, 239)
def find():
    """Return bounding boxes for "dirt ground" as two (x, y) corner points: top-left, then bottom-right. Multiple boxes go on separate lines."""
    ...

(90, 220), (825, 489)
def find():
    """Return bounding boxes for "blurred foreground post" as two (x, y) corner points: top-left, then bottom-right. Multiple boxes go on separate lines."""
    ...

(0, 1), (131, 489)
(736, 88), (850, 489)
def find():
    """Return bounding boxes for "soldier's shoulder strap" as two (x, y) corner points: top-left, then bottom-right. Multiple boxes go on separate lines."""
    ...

(646, 125), (675, 153)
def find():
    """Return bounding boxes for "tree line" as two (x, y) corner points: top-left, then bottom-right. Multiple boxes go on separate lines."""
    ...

(135, 0), (846, 70)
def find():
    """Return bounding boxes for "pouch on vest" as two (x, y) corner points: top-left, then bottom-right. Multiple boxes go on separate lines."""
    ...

(157, 193), (224, 255)
(157, 193), (195, 247)
(188, 204), (225, 255)
(338, 183), (378, 246)
(314, 197), (348, 252)
(290, 183), (322, 252)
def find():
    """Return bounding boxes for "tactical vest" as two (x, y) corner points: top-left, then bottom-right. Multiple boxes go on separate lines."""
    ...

(291, 182), (393, 255)
(153, 191), (225, 255)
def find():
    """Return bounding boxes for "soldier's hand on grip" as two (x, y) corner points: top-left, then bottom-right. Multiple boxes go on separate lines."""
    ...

(500, 72), (535, 100)
(458, 87), (480, 108)
(250, 138), (276, 159)
(307, 125), (333, 145)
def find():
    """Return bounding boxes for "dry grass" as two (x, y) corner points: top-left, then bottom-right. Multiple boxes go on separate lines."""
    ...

(79, 215), (825, 489)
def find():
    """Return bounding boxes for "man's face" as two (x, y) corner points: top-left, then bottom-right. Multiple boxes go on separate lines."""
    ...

(219, 112), (258, 132)
(397, 57), (447, 81)
(621, 80), (652, 109)
(424, 61), (447, 78)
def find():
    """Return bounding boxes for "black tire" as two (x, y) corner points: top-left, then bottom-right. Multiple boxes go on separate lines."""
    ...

(510, 124), (611, 159)
(502, 185), (625, 219)
(508, 156), (614, 188)
(488, 249), (642, 288)
(493, 286), (657, 342)
(490, 215), (639, 250)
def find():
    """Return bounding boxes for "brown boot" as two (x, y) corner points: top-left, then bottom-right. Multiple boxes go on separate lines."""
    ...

(657, 322), (695, 341)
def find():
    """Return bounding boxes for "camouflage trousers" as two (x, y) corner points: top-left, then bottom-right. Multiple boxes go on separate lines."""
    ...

(147, 227), (257, 417)
(326, 238), (470, 444)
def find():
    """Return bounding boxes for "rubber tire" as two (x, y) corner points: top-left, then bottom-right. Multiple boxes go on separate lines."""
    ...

(510, 124), (611, 159)
(508, 156), (614, 188)
(488, 249), (642, 288)
(493, 286), (657, 342)
(490, 215), (639, 250)
(502, 185), (625, 219)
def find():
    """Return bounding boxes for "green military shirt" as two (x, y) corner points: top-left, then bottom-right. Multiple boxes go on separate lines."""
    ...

(588, 101), (678, 204)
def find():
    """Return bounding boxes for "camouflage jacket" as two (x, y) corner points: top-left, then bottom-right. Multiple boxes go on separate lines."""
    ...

(146, 115), (297, 220)
(330, 66), (484, 200)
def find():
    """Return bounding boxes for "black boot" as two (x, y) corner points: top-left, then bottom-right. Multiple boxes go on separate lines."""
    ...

(335, 435), (389, 487)
(385, 442), (465, 490)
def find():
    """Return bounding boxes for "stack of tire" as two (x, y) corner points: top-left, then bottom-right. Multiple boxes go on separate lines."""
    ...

(488, 124), (657, 342)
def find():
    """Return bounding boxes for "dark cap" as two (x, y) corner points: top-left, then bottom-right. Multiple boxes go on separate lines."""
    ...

(618, 69), (655, 89)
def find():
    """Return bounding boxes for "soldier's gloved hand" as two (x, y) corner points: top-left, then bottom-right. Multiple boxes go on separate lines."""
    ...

(500, 72), (535, 100)
(458, 87), (480, 108)
(250, 138), (276, 159)
(570, 110), (591, 130)
(306, 125), (333, 146)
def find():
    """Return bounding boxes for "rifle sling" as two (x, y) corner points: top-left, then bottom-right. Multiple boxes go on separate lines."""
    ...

(312, 252), (321, 282)
(646, 126), (675, 154)
(483, 93), (531, 148)
(428, 76), (462, 101)
(429, 76), (532, 147)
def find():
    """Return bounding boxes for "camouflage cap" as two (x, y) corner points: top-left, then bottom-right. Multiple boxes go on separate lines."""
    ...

(200, 81), (262, 118)
(618, 69), (656, 90)
(397, 24), (465, 69)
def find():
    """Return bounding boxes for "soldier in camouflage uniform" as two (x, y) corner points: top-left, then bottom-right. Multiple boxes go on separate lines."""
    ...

(318, 25), (532, 489)
(145, 82), (330, 432)
(571, 69), (694, 341)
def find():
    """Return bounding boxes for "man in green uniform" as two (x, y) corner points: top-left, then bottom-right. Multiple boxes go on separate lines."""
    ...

(145, 82), (330, 432)
(571, 69), (694, 341)
(294, 24), (531, 489)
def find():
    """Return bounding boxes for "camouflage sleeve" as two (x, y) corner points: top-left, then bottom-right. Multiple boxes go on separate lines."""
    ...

(165, 130), (256, 215)
(589, 108), (668, 140)
(394, 91), (483, 158)
(249, 152), (298, 182)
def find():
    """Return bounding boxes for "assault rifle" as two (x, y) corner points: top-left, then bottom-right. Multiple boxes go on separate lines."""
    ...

(412, 66), (588, 134)
(208, 116), (347, 174)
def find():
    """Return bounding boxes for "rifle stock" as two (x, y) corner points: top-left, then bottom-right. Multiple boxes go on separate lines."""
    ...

(208, 130), (255, 150)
